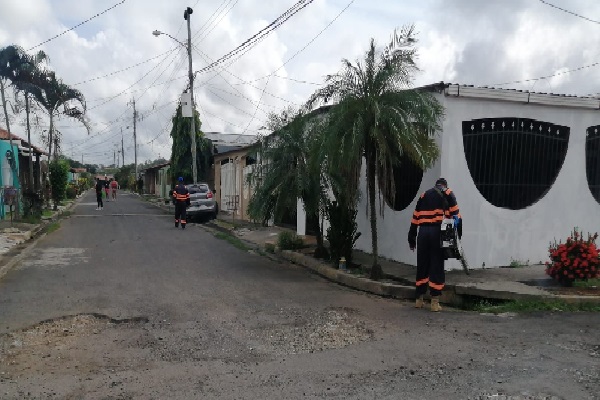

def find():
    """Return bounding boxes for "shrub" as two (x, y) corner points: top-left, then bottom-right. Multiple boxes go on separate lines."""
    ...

(277, 231), (304, 250)
(546, 228), (600, 286)
(49, 160), (69, 210)
(265, 243), (276, 253)
(326, 200), (361, 266)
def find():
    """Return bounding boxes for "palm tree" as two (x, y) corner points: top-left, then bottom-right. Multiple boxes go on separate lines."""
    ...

(28, 70), (88, 160)
(0, 45), (51, 191)
(306, 26), (444, 279)
(247, 107), (328, 253)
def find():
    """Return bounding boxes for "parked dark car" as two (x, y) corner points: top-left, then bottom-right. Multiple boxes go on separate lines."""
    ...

(185, 183), (218, 221)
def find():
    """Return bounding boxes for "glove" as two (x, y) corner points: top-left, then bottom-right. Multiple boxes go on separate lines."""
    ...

(454, 216), (463, 239)
(408, 235), (416, 251)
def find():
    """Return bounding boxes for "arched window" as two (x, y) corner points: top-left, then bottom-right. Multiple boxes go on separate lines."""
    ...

(379, 154), (424, 212)
(586, 126), (600, 204)
(462, 118), (569, 210)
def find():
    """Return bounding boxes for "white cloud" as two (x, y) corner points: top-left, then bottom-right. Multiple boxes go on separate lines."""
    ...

(2, 0), (600, 164)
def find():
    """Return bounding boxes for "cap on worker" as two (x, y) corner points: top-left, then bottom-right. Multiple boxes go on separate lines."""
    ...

(178, 176), (184, 182)
(435, 177), (448, 186)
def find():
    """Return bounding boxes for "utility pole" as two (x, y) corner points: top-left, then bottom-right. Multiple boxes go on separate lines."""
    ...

(113, 149), (116, 168)
(129, 98), (138, 181)
(184, 6), (198, 184)
(121, 129), (125, 166)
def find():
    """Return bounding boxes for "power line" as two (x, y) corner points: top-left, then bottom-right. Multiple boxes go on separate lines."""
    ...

(194, 0), (315, 76)
(71, 50), (174, 86)
(27, 0), (127, 51)
(538, 0), (600, 25)
(490, 60), (600, 86)
(241, 0), (354, 133)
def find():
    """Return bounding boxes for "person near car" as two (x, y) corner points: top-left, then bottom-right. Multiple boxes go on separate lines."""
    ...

(172, 177), (190, 229)
(95, 178), (104, 210)
(408, 178), (461, 312)
(110, 178), (118, 201)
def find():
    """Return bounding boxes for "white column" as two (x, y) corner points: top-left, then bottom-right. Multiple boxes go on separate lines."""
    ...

(297, 198), (306, 236)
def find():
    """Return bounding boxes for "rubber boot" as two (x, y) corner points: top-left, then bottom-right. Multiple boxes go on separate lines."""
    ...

(181, 224), (186, 230)
(175, 221), (179, 228)
(415, 295), (424, 309)
(430, 297), (442, 312)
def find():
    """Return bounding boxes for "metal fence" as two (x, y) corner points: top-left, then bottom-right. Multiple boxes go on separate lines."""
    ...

(0, 186), (21, 221)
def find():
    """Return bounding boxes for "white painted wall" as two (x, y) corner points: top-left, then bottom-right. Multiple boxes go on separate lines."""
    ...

(355, 91), (600, 269)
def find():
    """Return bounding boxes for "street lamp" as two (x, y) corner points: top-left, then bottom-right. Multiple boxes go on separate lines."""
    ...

(152, 6), (198, 184)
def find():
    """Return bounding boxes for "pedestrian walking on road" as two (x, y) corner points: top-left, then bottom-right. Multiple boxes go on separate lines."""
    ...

(104, 177), (110, 201)
(110, 178), (118, 201)
(95, 178), (104, 210)
(172, 177), (190, 229)
(408, 178), (462, 312)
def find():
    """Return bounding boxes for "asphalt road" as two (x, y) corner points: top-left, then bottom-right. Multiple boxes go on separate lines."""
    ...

(0, 191), (598, 400)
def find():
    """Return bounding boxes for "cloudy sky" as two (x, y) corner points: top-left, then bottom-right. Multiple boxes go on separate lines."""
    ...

(1, 0), (599, 166)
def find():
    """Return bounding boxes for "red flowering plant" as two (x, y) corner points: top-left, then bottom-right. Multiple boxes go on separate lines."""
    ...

(546, 228), (600, 286)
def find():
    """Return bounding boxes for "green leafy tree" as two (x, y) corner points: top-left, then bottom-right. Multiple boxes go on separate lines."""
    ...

(115, 164), (135, 190)
(307, 26), (444, 279)
(49, 160), (69, 210)
(248, 107), (329, 254)
(169, 102), (212, 184)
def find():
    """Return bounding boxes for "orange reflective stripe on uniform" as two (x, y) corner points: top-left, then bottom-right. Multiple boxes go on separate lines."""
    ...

(414, 209), (444, 217)
(416, 278), (429, 286)
(415, 216), (443, 224)
(448, 204), (459, 213)
(428, 282), (444, 291)
(444, 189), (452, 195)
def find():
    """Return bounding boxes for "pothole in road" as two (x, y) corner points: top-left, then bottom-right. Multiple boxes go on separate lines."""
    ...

(0, 313), (148, 375)
(249, 306), (374, 355)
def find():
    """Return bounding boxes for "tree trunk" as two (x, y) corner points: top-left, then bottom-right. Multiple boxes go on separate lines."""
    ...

(25, 94), (34, 191)
(367, 149), (382, 280)
(48, 113), (54, 161)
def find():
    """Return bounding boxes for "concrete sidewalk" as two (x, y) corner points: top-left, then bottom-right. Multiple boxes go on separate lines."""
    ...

(210, 214), (600, 306)
(0, 195), (82, 280)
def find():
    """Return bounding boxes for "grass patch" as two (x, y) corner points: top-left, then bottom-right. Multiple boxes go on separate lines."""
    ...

(61, 210), (72, 217)
(42, 210), (54, 217)
(213, 231), (250, 251)
(18, 215), (41, 224)
(464, 297), (600, 313)
(45, 222), (61, 234)
(573, 279), (600, 288)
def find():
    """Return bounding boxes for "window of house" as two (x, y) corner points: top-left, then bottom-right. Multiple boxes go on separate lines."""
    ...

(587, 126), (600, 204)
(462, 118), (569, 210)
(379, 154), (424, 212)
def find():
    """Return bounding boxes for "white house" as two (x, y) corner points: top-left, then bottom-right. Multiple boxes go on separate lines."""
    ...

(298, 83), (600, 270)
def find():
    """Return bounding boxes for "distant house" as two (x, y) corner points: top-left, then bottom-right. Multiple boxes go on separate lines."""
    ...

(0, 128), (48, 219)
(141, 162), (171, 199)
(213, 145), (258, 221)
(69, 168), (87, 182)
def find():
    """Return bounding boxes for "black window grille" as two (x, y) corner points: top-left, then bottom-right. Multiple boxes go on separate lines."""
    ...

(462, 118), (569, 210)
(586, 126), (600, 204)
(379, 154), (424, 212)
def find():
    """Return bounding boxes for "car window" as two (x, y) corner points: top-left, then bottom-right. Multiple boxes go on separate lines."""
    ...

(187, 184), (209, 194)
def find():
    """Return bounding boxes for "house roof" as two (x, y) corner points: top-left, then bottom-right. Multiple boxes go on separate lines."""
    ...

(70, 167), (87, 173)
(0, 128), (49, 155)
(141, 162), (170, 172)
(423, 82), (600, 110)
